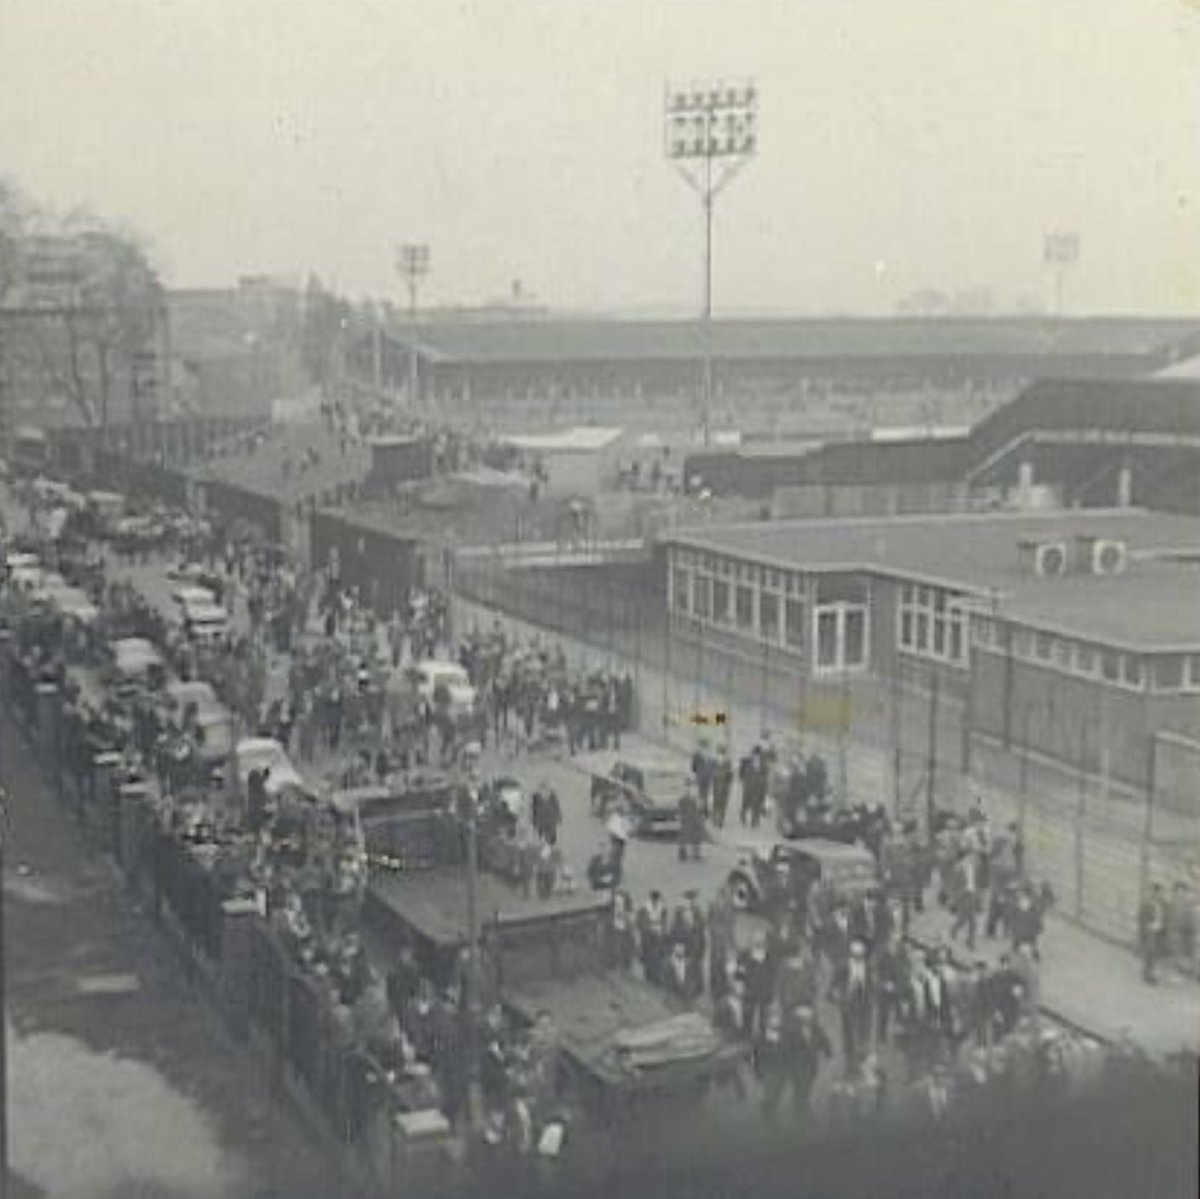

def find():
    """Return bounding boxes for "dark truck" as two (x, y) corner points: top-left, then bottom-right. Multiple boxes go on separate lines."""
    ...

(588, 751), (690, 837)
(725, 837), (880, 914)
(327, 771), (459, 869)
(365, 848), (742, 1118)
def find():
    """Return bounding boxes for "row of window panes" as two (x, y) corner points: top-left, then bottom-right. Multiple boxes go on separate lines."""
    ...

(672, 551), (822, 600)
(898, 588), (968, 665)
(1003, 627), (1146, 690)
(1151, 654), (1200, 692)
(673, 566), (869, 671)
(672, 565), (816, 654)
(972, 619), (1200, 694)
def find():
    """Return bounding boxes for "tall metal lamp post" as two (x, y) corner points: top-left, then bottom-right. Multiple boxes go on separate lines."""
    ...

(395, 244), (431, 414)
(663, 78), (758, 446)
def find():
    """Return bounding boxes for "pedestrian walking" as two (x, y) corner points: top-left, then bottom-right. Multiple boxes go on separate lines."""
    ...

(677, 781), (705, 861)
(711, 745), (733, 829)
(1138, 884), (1169, 985)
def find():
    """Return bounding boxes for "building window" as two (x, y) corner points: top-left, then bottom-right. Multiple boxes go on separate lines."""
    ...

(1121, 655), (1144, 690)
(1101, 651), (1121, 683)
(784, 597), (806, 651)
(814, 601), (869, 673)
(948, 616), (965, 663)
(759, 591), (781, 642)
(735, 584), (755, 630)
(712, 579), (731, 625)
(673, 568), (691, 613)
(914, 611), (930, 652)
(1075, 645), (1097, 676)
(816, 608), (839, 670)
(1185, 655), (1200, 692)
(694, 574), (712, 620)
(1034, 632), (1054, 662)
(1153, 656), (1185, 692)
(897, 584), (968, 666)
(1053, 639), (1073, 669)
(844, 607), (867, 666)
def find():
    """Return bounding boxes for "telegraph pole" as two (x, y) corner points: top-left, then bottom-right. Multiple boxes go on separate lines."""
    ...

(664, 79), (758, 447)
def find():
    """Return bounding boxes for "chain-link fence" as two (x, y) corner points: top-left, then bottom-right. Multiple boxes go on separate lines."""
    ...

(452, 556), (1200, 945)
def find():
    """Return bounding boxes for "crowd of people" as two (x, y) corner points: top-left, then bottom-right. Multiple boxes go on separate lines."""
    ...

(3, 467), (1194, 1174)
(598, 836), (1106, 1130)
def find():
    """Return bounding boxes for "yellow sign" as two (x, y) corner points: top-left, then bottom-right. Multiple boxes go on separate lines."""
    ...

(666, 709), (730, 729)
(796, 690), (853, 732)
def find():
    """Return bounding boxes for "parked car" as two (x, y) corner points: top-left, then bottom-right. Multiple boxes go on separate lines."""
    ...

(171, 584), (217, 608)
(408, 658), (477, 719)
(589, 752), (690, 837)
(234, 737), (306, 798)
(163, 679), (234, 768)
(108, 637), (166, 696)
(726, 838), (880, 913)
(182, 600), (229, 645)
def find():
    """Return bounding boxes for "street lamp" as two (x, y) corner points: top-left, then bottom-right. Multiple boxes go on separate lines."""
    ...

(663, 78), (758, 446)
(395, 244), (431, 412)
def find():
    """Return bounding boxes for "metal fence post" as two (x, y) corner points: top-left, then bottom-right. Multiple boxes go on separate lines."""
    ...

(837, 668), (850, 804)
(1138, 732), (1157, 903)
(759, 636), (769, 731)
(1075, 719), (1088, 920)
(889, 659), (902, 820)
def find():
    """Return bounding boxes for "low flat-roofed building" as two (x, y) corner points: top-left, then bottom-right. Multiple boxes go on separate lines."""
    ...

(660, 509), (1200, 791)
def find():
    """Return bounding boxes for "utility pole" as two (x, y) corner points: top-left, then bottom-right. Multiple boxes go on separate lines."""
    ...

(462, 761), (482, 1131)
(395, 244), (431, 413)
(664, 79), (757, 447)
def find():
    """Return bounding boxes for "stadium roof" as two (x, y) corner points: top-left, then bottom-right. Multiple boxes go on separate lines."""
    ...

(503, 426), (625, 452)
(664, 509), (1200, 650)
(380, 316), (1200, 367)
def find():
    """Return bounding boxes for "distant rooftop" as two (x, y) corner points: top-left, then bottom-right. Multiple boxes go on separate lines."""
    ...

(378, 315), (1200, 367)
(665, 509), (1200, 650)
(503, 426), (625, 453)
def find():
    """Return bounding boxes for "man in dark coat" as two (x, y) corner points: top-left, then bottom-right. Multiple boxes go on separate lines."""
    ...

(1138, 884), (1169, 985)
(677, 782), (705, 861)
(691, 741), (715, 817)
(828, 939), (875, 1070)
(805, 752), (828, 803)
(711, 746), (734, 829)
(785, 1004), (833, 1113)
(739, 933), (775, 1041)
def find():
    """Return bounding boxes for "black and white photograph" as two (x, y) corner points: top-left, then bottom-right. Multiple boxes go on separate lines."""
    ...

(0, 2), (1197, 1197)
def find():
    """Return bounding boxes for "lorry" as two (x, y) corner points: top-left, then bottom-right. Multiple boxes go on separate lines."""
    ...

(365, 821), (743, 1121)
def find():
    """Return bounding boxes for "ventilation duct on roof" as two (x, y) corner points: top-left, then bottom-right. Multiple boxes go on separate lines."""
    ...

(1017, 538), (1069, 577)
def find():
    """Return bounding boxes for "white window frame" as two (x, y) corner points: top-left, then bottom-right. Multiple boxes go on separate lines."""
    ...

(1185, 654), (1200, 693)
(897, 584), (969, 668)
(758, 584), (783, 644)
(813, 600), (870, 675)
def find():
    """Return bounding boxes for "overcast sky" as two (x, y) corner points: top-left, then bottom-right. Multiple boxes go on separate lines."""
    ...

(2, 0), (1197, 314)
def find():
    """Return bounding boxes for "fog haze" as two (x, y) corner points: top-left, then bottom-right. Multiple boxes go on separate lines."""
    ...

(1, 0), (1196, 313)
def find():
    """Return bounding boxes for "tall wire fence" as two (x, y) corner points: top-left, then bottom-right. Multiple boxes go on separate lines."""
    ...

(453, 554), (1200, 946)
